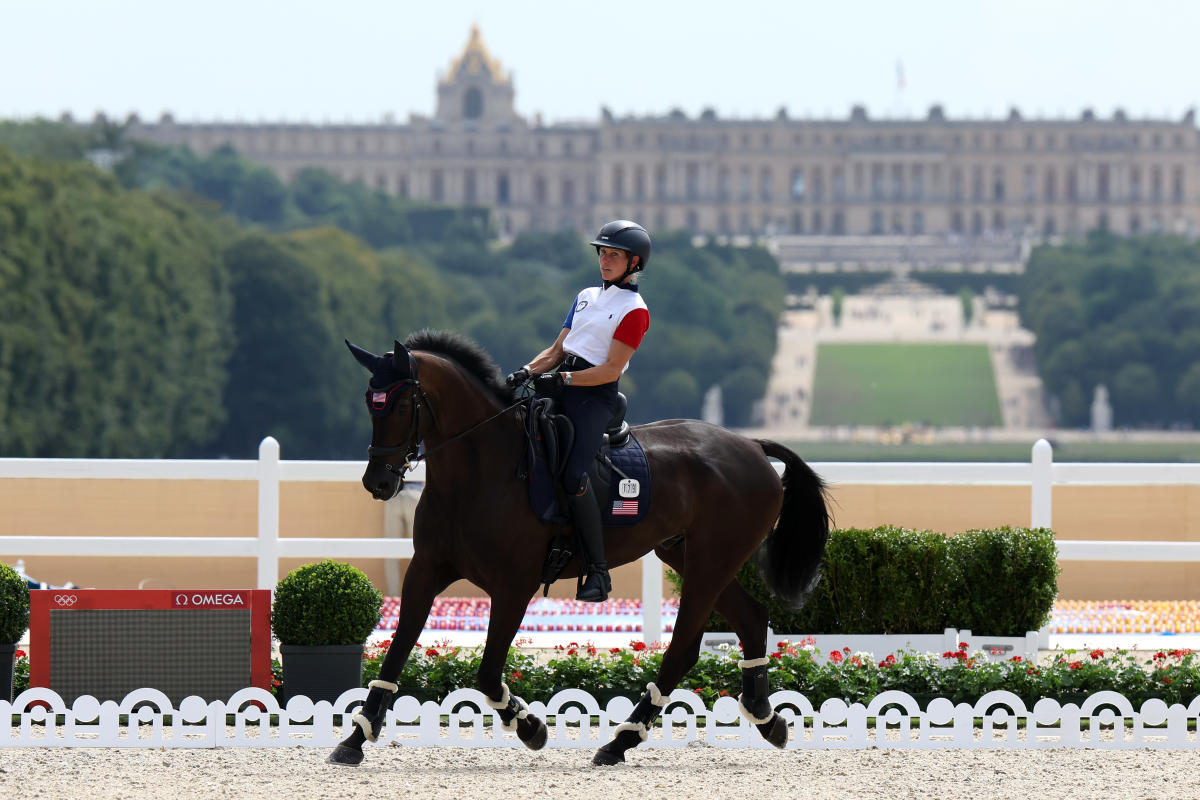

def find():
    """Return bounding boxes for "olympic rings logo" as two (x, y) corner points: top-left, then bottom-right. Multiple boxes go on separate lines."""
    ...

(53, 594), (78, 606)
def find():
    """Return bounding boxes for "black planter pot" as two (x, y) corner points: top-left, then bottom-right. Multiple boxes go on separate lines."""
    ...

(279, 644), (364, 704)
(1, 643), (14, 703)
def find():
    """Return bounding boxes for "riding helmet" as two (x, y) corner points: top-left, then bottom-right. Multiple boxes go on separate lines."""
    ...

(590, 220), (651, 271)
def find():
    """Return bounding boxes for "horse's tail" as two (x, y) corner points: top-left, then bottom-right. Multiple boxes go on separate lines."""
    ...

(754, 439), (831, 610)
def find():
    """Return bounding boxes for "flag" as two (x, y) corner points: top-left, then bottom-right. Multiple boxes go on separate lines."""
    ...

(372, 392), (387, 404)
(612, 500), (639, 516)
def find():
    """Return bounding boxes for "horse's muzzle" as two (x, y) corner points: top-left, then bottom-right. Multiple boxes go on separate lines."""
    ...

(362, 463), (402, 501)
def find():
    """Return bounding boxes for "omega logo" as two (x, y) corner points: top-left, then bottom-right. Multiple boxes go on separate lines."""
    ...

(53, 594), (78, 606)
(173, 592), (246, 607)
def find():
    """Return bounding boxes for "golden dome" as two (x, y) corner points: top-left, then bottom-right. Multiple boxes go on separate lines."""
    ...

(441, 24), (510, 86)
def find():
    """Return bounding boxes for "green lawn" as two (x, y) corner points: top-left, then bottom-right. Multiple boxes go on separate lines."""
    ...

(777, 439), (1200, 463)
(809, 343), (1002, 427)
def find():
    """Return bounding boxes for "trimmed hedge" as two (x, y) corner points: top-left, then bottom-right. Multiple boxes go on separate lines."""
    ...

(271, 560), (383, 646)
(677, 526), (1059, 637)
(0, 563), (30, 644)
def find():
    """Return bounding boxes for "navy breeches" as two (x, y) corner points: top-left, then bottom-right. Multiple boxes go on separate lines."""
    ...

(556, 382), (618, 494)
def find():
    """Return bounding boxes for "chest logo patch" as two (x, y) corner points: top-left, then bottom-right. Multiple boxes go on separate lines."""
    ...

(576, 300), (588, 312)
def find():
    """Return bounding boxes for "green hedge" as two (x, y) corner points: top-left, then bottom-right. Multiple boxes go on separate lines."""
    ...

(676, 526), (1059, 636)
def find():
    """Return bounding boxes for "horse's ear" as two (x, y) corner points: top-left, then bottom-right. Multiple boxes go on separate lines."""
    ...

(346, 340), (381, 372)
(392, 340), (412, 377)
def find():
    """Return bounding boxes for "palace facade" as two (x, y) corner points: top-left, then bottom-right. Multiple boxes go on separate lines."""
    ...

(126, 26), (1200, 243)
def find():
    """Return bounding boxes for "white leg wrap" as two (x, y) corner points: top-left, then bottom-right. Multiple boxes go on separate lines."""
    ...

(645, 682), (668, 707)
(369, 679), (399, 693)
(738, 657), (769, 669)
(737, 696), (775, 725)
(353, 713), (377, 742)
(484, 683), (529, 731)
(615, 720), (649, 742)
(484, 683), (511, 709)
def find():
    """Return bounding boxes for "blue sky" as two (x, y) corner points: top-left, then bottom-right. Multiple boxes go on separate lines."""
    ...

(4, 0), (1198, 124)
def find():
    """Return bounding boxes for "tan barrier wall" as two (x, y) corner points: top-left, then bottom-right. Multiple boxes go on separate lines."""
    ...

(5, 479), (1200, 600)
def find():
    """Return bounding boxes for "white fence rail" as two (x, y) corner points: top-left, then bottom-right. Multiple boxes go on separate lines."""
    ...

(2, 436), (1199, 643)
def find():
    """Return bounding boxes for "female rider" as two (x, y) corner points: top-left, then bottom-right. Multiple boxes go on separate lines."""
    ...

(506, 220), (651, 602)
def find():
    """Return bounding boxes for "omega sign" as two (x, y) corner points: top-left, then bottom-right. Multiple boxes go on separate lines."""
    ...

(173, 592), (249, 608)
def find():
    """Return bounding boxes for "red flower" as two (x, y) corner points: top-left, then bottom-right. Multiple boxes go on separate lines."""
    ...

(272, 679), (282, 687)
(770, 652), (783, 659)
(425, 648), (439, 657)
(1164, 677), (1174, 684)
(958, 642), (969, 651)
(1069, 661), (1082, 670)
(567, 649), (577, 656)
(842, 646), (851, 653)
(631, 641), (647, 652)
(1010, 656), (1023, 663)
(830, 650), (844, 664)
(1089, 649), (1105, 660)
(1027, 668), (1039, 675)
(509, 670), (522, 680)
(14, 649), (25, 659)
(719, 690), (729, 696)
(609, 647), (621, 654)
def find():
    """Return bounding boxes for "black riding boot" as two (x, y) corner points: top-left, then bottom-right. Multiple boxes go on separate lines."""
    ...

(568, 478), (610, 602)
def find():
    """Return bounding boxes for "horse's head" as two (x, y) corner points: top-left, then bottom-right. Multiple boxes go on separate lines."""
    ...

(346, 339), (430, 501)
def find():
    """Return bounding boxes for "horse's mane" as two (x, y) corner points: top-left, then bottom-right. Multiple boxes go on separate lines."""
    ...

(404, 329), (519, 405)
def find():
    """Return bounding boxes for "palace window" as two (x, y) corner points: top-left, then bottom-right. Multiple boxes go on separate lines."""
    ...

(791, 169), (805, 201)
(463, 87), (483, 119)
(497, 174), (510, 205)
(1173, 166), (1185, 203)
(992, 166), (1005, 201)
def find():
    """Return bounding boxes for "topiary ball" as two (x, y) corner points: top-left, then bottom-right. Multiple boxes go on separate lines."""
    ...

(271, 560), (383, 646)
(0, 563), (31, 645)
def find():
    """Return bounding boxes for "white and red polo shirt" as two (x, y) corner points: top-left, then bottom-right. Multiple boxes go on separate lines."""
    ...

(561, 284), (650, 372)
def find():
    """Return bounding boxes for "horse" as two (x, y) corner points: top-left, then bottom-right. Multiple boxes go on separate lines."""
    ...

(329, 330), (830, 766)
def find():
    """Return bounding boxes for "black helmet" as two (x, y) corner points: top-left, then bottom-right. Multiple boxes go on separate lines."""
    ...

(590, 220), (651, 272)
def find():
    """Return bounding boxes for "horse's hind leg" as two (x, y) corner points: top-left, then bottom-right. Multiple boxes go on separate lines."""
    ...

(477, 593), (547, 750)
(328, 556), (455, 766)
(709, 581), (789, 748)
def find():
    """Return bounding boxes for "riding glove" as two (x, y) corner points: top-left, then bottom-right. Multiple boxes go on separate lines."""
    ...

(505, 367), (531, 388)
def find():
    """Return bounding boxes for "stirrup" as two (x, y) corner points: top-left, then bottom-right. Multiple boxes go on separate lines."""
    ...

(577, 567), (611, 602)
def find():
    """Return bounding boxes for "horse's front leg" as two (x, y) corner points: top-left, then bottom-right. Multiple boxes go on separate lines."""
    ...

(477, 593), (547, 750)
(328, 555), (455, 766)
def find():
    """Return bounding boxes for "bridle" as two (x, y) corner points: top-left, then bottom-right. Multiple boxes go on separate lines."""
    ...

(364, 352), (524, 488)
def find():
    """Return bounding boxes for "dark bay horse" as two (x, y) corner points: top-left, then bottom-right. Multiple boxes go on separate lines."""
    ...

(330, 330), (830, 766)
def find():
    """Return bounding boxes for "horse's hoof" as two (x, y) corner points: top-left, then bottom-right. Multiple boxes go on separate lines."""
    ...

(519, 716), (548, 750)
(757, 713), (788, 749)
(592, 746), (625, 766)
(327, 744), (365, 766)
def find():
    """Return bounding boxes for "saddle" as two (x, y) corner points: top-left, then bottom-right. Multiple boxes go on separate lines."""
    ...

(523, 394), (647, 595)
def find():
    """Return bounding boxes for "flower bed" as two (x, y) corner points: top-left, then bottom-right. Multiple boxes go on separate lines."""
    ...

(355, 637), (1200, 708)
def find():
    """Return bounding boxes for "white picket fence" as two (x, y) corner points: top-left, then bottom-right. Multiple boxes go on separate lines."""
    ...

(3, 436), (1200, 644)
(6, 686), (1200, 750)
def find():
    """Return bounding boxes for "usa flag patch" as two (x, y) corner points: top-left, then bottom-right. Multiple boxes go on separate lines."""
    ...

(611, 500), (638, 516)
(371, 392), (388, 404)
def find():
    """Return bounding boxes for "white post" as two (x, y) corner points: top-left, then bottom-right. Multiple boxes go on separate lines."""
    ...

(641, 551), (663, 644)
(1031, 438), (1053, 529)
(257, 436), (281, 590)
